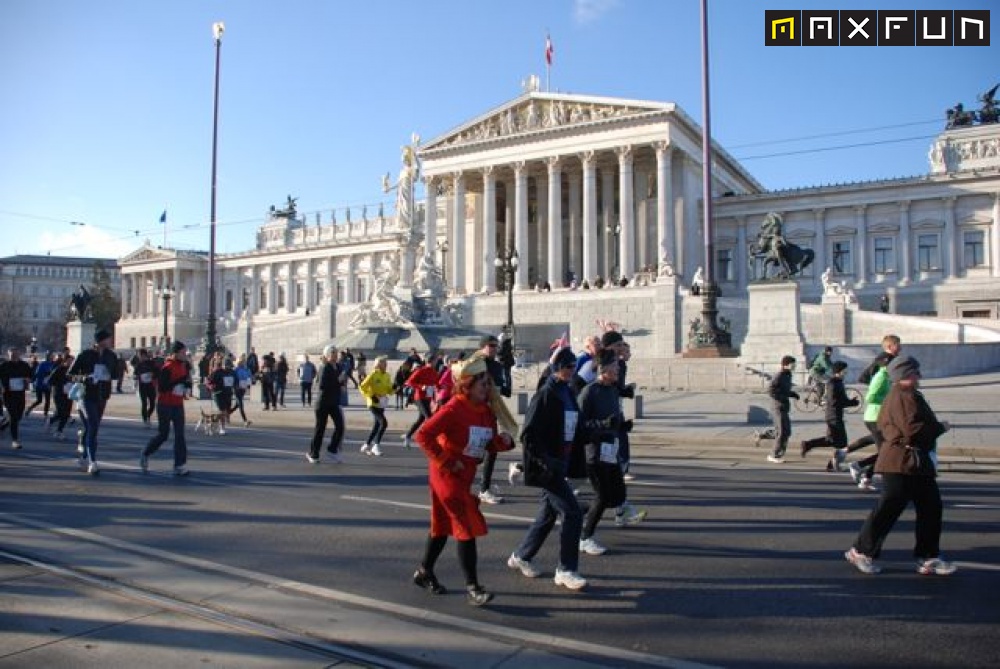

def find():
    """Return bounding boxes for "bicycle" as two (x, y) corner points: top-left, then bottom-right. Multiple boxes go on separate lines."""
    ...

(794, 377), (863, 414)
(744, 366), (773, 391)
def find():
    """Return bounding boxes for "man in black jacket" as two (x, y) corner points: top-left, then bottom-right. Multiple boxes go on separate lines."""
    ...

(767, 355), (800, 464)
(307, 345), (345, 464)
(801, 361), (859, 466)
(507, 347), (587, 590)
(67, 329), (119, 474)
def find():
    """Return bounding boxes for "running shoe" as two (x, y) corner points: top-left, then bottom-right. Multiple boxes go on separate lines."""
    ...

(466, 584), (493, 606)
(579, 537), (608, 555)
(413, 569), (446, 594)
(479, 488), (503, 505)
(507, 553), (541, 578)
(767, 454), (785, 464)
(917, 557), (957, 576)
(554, 569), (587, 590)
(844, 547), (881, 574)
(849, 462), (863, 484)
(370, 444), (383, 456)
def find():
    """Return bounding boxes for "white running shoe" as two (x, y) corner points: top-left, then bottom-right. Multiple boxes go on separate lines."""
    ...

(306, 454), (320, 464)
(507, 553), (541, 578)
(844, 547), (881, 575)
(479, 488), (503, 505)
(916, 557), (957, 576)
(360, 443), (371, 455)
(767, 454), (785, 464)
(11, 441), (22, 450)
(579, 537), (607, 555)
(370, 444), (383, 456)
(554, 569), (587, 590)
(87, 461), (100, 476)
(402, 435), (412, 449)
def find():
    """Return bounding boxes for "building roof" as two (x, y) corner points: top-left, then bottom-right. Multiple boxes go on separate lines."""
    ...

(0, 254), (119, 267)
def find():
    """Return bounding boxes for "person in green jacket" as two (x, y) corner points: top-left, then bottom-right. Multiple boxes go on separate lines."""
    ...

(808, 346), (834, 403)
(833, 352), (893, 490)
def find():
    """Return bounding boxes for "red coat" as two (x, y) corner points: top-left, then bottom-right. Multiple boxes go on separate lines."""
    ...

(415, 394), (509, 540)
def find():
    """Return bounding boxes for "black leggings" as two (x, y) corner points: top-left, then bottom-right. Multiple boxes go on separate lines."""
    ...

(405, 399), (433, 438)
(419, 534), (480, 587)
(367, 407), (388, 445)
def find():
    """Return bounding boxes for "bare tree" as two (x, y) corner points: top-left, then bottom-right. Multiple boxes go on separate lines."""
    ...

(0, 293), (28, 350)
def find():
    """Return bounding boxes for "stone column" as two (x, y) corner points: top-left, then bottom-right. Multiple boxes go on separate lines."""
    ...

(601, 166), (615, 278)
(286, 263), (295, 314)
(514, 161), (529, 289)
(346, 256), (356, 303)
(128, 274), (137, 317)
(504, 178), (515, 251)
(655, 142), (675, 273)
(813, 208), (826, 290)
(535, 172), (548, 287)
(635, 168), (650, 272)
(568, 170), (581, 282)
(546, 157), (563, 288)
(268, 264), (277, 314)
(452, 172), (466, 294)
(581, 151), (598, 284)
(854, 205), (867, 284)
(250, 265), (260, 314)
(324, 258), (334, 303)
(736, 216), (748, 289)
(424, 177), (437, 265)
(993, 192), (1000, 278)
(172, 268), (180, 316)
(898, 200), (910, 285)
(482, 166), (497, 292)
(943, 196), (956, 279)
(617, 146), (635, 279)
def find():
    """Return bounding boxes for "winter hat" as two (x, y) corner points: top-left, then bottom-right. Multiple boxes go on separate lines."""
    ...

(551, 347), (577, 369)
(832, 361), (849, 374)
(171, 340), (187, 354)
(600, 331), (624, 347)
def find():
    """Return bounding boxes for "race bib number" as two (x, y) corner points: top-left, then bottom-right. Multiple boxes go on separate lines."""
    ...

(8, 378), (25, 392)
(223, 376), (234, 388)
(239, 378), (251, 389)
(140, 372), (153, 384)
(563, 410), (578, 442)
(463, 425), (493, 460)
(172, 384), (187, 397)
(599, 440), (619, 464)
(93, 364), (110, 382)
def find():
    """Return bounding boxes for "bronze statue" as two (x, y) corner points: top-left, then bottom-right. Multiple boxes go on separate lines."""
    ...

(69, 285), (93, 322)
(977, 83), (999, 125)
(748, 212), (815, 280)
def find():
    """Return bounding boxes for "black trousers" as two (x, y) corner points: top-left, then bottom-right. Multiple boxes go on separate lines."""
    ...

(309, 399), (344, 458)
(405, 399), (433, 439)
(853, 473), (944, 560)
(771, 405), (792, 457)
(138, 384), (157, 422)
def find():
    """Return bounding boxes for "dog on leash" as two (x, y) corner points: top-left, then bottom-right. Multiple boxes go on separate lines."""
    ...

(194, 408), (226, 436)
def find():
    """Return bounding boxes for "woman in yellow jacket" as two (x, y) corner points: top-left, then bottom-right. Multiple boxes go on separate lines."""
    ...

(360, 355), (394, 456)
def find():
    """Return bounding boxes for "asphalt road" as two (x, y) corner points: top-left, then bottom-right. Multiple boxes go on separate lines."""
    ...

(3, 409), (999, 668)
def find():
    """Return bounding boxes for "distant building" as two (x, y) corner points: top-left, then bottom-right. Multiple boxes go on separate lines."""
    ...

(0, 254), (121, 350)
(115, 90), (1000, 359)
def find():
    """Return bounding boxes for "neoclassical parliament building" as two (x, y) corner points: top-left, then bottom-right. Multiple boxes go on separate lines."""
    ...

(114, 89), (1000, 360)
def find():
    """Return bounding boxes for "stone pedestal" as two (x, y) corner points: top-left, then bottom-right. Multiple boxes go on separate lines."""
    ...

(739, 282), (806, 370)
(820, 294), (848, 344)
(65, 320), (96, 356)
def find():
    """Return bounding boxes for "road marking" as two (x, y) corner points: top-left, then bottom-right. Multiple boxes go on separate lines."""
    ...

(3, 514), (720, 669)
(954, 504), (1000, 510)
(342, 494), (534, 523)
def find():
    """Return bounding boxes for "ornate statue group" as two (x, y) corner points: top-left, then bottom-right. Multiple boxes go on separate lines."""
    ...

(946, 84), (998, 129)
(748, 212), (815, 280)
(69, 285), (93, 322)
(270, 195), (298, 219)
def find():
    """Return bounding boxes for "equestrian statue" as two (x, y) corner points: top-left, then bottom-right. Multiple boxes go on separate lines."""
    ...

(748, 212), (815, 280)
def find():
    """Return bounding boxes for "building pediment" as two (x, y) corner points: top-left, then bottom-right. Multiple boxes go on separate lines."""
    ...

(420, 92), (670, 153)
(119, 245), (178, 265)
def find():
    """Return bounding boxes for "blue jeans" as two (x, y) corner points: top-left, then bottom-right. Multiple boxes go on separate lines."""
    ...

(514, 475), (583, 572)
(144, 404), (187, 468)
(80, 398), (107, 462)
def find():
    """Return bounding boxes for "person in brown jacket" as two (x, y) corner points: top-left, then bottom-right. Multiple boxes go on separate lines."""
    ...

(844, 356), (956, 576)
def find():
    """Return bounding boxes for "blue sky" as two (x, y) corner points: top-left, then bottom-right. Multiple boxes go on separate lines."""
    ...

(0, 0), (995, 259)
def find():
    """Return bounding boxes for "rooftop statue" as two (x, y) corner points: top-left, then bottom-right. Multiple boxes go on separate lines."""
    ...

(977, 83), (999, 125)
(748, 212), (815, 280)
(382, 137), (421, 233)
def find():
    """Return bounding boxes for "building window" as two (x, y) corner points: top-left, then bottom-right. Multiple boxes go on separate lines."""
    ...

(259, 285), (268, 310)
(242, 288), (250, 311)
(140, 336), (146, 348)
(336, 279), (346, 304)
(295, 283), (305, 308)
(225, 289), (234, 312)
(873, 237), (895, 274)
(130, 337), (136, 348)
(716, 248), (733, 282)
(917, 234), (940, 271)
(356, 278), (366, 303)
(832, 240), (852, 274)
(315, 281), (324, 304)
(277, 285), (286, 309)
(964, 230), (985, 268)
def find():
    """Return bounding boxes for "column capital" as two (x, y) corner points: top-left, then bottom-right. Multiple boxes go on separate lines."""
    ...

(578, 150), (595, 167)
(654, 141), (672, 156)
(898, 200), (911, 212)
(545, 155), (562, 170)
(941, 195), (958, 205)
(422, 175), (437, 189)
(481, 165), (495, 178)
(512, 160), (527, 176)
(616, 145), (634, 165)
(452, 171), (465, 184)
(853, 204), (867, 215)
(812, 208), (826, 221)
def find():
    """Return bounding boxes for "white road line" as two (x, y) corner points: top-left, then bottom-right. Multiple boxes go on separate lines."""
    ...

(3, 514), (720, 669)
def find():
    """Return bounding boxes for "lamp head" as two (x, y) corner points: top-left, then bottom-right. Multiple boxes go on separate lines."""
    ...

(212, 21), (225, 42)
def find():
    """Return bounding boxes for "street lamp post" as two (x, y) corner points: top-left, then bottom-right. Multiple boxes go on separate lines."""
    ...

(437, 240), (449, 287)
(155, 285), (175, 346)
(494, 248), (519, 339)
(685, 0), (735, 357)
(205, 20), (225, 356)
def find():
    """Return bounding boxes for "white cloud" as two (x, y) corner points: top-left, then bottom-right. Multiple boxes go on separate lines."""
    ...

(574, 0), (620, 24)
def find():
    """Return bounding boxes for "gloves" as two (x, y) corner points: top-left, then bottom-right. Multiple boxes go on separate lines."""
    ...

(620, 383), (636, 399)
(622, 419), (634, 433)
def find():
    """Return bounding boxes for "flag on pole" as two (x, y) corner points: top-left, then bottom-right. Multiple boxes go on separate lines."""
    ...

(159, 210), (167, 224)
(545, 34), (554, 66)
(550, 330), (569, 351)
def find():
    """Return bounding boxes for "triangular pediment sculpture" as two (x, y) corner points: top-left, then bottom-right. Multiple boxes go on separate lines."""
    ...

(421, 93), (670, 151)
(119, 245), (177, 264)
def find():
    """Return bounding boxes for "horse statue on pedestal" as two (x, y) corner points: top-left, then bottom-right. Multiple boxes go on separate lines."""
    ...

(748, 212), (815, 280)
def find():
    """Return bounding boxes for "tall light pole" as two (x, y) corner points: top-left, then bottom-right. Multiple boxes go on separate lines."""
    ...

(155, 285), (175, 346)
(494, 248), (519, 339)
(686, 0), (734, 357)
(205, 20), (224, 355)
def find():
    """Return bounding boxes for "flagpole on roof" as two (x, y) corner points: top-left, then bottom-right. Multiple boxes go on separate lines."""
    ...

(545, 33), (553, 92)
(160, 209), (168, 248)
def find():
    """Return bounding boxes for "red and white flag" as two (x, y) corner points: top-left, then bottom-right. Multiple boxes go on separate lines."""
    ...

(545, 35), (554, 66)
